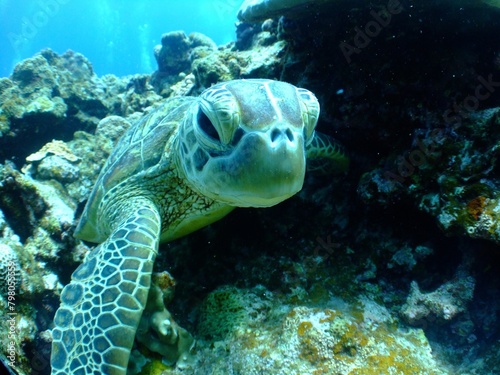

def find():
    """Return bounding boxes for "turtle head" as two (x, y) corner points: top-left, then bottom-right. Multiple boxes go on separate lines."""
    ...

(177, 79), (320, 207)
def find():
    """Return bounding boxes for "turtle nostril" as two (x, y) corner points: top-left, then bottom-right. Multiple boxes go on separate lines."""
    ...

(270, 128), (281, 142)
(270, 128), (295, 143)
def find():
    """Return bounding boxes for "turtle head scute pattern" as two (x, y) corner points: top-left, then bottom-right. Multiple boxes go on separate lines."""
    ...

(177, 79), (320, 208)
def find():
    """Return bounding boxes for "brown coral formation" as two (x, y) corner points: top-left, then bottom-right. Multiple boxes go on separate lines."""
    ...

(466, 196), (487, 220)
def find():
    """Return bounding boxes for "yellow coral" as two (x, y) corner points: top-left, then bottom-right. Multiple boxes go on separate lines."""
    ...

(319, 309), (338, 323)
(298, 321), (313, 336)
(138, 358), (170, 375)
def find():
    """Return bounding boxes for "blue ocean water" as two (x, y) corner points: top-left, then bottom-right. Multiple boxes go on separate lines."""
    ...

(0, 0), (241, 78)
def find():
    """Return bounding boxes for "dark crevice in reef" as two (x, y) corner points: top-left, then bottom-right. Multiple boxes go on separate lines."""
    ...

(2, 115), (75, 169)
(0, 172), (47, 243)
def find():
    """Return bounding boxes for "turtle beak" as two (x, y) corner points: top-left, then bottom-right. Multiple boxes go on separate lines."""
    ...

(200, 126), (307, 207)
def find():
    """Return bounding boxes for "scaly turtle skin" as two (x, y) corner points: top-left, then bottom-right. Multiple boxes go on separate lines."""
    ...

(51, 79), (348, 374)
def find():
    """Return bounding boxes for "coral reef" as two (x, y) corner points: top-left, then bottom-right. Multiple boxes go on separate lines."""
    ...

(0, 208), (56, 375)
(25, 140), (81, 183)
(151, 31), (217, 95)
(151, 27), (287, 95)
(135, 272), (196, 370)
(0, 49), (162, 165)
(182, 285), (448, 375)
(360, 108), (500, 246)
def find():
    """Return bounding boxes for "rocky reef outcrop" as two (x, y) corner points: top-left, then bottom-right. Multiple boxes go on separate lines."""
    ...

(0, 49), (161, 166)
(150, 29), (286, 96)
(237, 0), (335, 22)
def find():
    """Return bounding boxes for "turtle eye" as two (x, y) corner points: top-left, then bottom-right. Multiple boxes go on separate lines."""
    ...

(297, 88), (320, 142)
(197, 108), (220, 142)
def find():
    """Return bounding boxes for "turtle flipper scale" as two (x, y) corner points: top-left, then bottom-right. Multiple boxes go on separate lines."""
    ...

(306, 131), (349, 174)
(51, 201), (160, 375)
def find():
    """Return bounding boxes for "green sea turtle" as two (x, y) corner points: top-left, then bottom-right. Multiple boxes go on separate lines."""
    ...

(50, 79), (348, 374)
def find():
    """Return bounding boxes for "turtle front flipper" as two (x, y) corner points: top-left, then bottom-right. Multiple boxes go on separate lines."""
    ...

(306, 131), (349, 174)
(51, 200), (161, 375)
